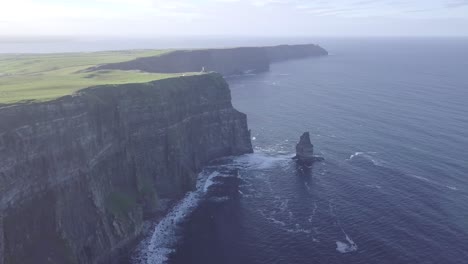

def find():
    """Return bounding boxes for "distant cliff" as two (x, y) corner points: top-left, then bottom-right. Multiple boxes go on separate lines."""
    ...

(265, 44), (328, 62)
(0, 73), (252, 264)
(93, 44), (328, 76)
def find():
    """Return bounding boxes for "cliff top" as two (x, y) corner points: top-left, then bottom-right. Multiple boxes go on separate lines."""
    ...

(0, 49), (197, 104)
(0, 44), (327, 104)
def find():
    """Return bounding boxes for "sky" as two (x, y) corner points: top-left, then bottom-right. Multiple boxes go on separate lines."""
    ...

(1, 0), (468, 37)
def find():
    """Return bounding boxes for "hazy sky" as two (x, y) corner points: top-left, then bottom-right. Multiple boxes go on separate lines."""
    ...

(1, 0), (468, 37)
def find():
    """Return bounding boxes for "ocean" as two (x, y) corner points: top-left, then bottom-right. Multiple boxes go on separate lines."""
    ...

(4, 37), (467, 264)
(131, 38), (468, 264)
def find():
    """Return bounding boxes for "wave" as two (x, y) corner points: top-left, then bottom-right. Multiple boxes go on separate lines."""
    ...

(347, 151), (382, 166)
(203, 171), (220, 193)
(336, 233), (358, 254)
(231, 153), (292, 170)
(308, 202), (318, 223)
(328, 200), (358, 254)
(348, 152), (459, 192)
(133, 170), (222, 264)
(267, 217), (287, 227)
(279, 199), (289, 212)
(409, 174), (459, 191)
(208, 196), (230, 203)
(132, 191), (200, 264)
(285, 226), (312, 234)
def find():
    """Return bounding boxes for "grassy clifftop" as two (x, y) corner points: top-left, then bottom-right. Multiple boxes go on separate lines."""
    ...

(0, 44), (327, 104)
(0, 49), (198, 104)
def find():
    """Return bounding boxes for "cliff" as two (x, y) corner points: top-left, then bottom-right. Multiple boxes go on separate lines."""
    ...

(265, 44), (328, 62)
(0, 73), (252, 264)
(93, 44), (328, 76)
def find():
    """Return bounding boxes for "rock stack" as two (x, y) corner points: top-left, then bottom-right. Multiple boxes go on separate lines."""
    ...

(293, 132), (324, 164)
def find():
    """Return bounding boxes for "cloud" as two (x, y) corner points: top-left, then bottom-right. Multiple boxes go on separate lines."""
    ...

(445, 0), (468, 7)
(1, 0), (468, 36)
(0, 0), (120, 21)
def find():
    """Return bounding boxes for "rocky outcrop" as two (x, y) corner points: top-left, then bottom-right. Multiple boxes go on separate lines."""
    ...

(293, 132), (324, 164)
(93, 47), (270, 76)
(0, 73), (252, 264)
(93, 44), (328, 76)
(265, 44), (328, 62)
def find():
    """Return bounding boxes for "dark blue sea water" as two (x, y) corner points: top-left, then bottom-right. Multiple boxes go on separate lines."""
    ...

(130, 38), (468, 264)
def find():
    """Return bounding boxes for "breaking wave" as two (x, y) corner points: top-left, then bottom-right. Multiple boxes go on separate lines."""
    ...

(347, 151), (383, 166)
(133, 169), (223, 264)
(336, 233), (358, 254)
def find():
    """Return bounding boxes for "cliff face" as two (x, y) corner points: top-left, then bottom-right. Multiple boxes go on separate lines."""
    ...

(265, 44), (328, 62)
(95, 47), (270, 76)
(0, 73), (252, 264)
(94, 44), (328, 76)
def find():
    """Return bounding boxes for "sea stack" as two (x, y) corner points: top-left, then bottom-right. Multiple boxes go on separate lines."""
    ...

(293, 132), (324, 163)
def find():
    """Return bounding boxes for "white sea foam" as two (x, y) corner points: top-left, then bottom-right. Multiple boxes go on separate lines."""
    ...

(347, 151), (382, 166)
(278, 199), (289, 212)
(365, 184), (382, 189)
(348, 152), (364, 160)
(336, 232), (358, 253)
(203, 171), (220, 193)
(308, 202), (318, 223)
(208, 196), (230, 203)
(285, 224), (312, 234)
(232, 153), (291, 170)
(328, 200), (358, 254)
(133, 170), (221, 264)
(286, 227), (312, 234)
(267, 217), (287, 226)
(133, 191), (200, 264)
(409, 174), (458, 191)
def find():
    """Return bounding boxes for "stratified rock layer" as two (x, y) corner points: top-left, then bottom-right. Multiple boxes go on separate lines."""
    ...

(0, 73), (252, 264)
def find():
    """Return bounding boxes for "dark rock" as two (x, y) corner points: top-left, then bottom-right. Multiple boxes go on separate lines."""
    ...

(0, 73), (252, 264)
(92, 44), (328, 76)
(265, 44), (328, 62)
(293, 132), (324, 164)
(294, 132), (315, 160)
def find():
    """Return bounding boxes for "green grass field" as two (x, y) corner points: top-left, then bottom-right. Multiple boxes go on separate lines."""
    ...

(0, 49), (193, 104)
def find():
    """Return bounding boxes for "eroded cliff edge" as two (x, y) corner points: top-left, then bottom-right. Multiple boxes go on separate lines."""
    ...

(0, 73), (252, 264)
(93, 44), (328, 76)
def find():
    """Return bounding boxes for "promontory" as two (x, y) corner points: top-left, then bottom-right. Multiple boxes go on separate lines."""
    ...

(0, 43), (327, 264)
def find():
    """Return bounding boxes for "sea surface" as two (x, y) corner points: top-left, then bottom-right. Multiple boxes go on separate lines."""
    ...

(131, 38), (468, 264)
(5, 37), (467, 264)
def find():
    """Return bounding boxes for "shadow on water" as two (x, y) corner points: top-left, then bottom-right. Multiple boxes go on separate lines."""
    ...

(294, 162), (314, 178)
